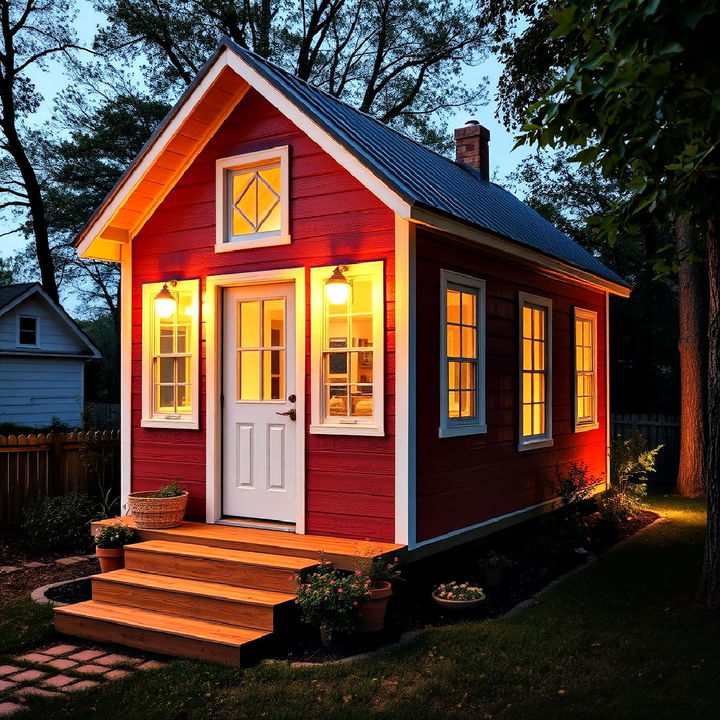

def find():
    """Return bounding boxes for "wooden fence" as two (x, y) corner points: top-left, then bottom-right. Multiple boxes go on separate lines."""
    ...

(85, 403), (121, 429)
(0, 430), (120, 527)
(611, 413), (680, 485)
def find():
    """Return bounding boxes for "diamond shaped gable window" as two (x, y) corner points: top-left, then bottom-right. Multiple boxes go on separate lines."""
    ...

(231, 165), (281, 235)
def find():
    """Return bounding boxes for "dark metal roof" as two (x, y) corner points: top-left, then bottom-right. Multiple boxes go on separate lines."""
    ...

(224, 39), (628, 289)
(0, 283), (37, 312)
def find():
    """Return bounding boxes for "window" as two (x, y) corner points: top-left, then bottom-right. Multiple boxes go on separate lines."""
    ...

(439, 270), (486, 437)
(17, 316), (38, 346)
(518, 292), (552, 450)
(574, 307), (598, 430)
(141, 280), (200, 429)
(215, 146), (290, 251)
(310, 262), (384, 436)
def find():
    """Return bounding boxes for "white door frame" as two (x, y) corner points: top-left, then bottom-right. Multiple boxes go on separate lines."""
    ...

(205, 268), (306, 532)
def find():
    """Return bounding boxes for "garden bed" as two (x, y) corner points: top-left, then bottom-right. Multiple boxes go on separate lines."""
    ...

(270, 503), (658, 663)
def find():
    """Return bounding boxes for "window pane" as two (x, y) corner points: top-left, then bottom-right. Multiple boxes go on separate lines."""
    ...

(351, 386), (373, 417)
(351, 352), (373, 384)
(238, 350), (260, 400)
(448, 361), (460, 390)
(263, 349), (284, 400)
(533, 373), (545, 405)
(352, 278), (373, 314)
(159, 325), (173, 354)
(239, 301), (260, 348)
(447, 325), (461, 356)
(232, 170), (257, 235)
(448, 391), (460, 418)
(177, 385), (191, 412)
(177, 357), (189, 384)
(157, 385), (174, 412)
(462, 326), (477, 359)
(447, 289), (461, 323)
(522, 403), (532, 436)
(522, 306), (533, 337)
(461, 361), (475, 390)
(523, 372), (532, 403)
(263, 298), (285, 347)
(176, 324), (188, 353)
(351, 316), (373, 347)
(533, 402), (545, 435)
(523, 339), (532, 371)
(461, 292), (476, 325)
(328, 386), (347, 416)
(534, 340), (545, 370)
(158, 357), (174, 383)
(327, 315), (348, 346)
(533, 308), (545, 339)
(461, 391), (475, 418)
(328, 352), (348, 379)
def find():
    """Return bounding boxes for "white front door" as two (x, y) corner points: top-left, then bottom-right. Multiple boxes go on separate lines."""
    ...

(222, 283), (297, 522)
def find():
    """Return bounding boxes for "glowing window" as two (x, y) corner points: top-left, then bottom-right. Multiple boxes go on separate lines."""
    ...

(310, 262), (384, 436)
(216, 146), (290, 251)
(519, 292), (552, 450)
(440, 270), (486, 437)
(142, 280), (199, 429)
(574, 307), (598, 430)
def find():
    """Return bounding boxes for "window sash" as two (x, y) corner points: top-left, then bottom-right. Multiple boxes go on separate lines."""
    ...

(17, 316), (38, 346)
(574, 309), (598, 428)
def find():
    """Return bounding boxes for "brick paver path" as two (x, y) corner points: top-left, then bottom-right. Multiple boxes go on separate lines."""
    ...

(0, 643), (166, 716)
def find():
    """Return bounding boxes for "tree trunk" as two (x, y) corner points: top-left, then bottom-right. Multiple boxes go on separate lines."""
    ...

(676, 214), (706, 497)
(697, 215), (720, 609)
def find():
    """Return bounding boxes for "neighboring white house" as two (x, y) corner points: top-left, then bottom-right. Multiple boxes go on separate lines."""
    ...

(0, 283), (101, 428)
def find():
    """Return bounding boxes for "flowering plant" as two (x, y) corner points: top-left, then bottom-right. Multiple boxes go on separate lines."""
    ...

(94, 523), (137, 549)
(433, 581), (485, 602)
(295, 561), (372, 636)
(352, 543), (402, 587)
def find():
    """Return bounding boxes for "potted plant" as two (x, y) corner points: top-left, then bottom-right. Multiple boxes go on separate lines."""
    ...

(128, 480), (188, 529)
(478, 551), (516, 590)
(432, 581), (486, 611)
(354, 555), (402, 632)
(295, 561), (371, 646)
(94, 523), (137, 573)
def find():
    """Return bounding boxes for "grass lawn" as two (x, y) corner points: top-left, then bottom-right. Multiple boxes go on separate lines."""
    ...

(2, 494), (715, 719)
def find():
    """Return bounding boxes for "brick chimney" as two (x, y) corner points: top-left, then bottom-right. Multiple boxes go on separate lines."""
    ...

(454, 120), (490, 181)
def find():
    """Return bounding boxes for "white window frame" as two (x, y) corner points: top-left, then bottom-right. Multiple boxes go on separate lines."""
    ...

(573, 306), (599, 431)
(16, 315), (39, 347)
(141, 279), (200, 429)
(215, 145), (290, 252)
(310, 261), (385, 436)
(439, 270), (486, 438)
(518, 291), (553, 451)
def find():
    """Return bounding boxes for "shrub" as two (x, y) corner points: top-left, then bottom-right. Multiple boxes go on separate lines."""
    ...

(352, 544), (402, 587)
(478, 550), (516, 569)
(295, 561), (371, 637)
(22, 491), (99, 552)
(93, 522), (136, 549)
(600, 432), (662, 520)
(155, 480), (187, 498)
(550, 461), (600, 510)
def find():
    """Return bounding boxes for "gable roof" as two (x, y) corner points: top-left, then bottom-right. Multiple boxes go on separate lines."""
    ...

(0, 283), (102, 358)
(75, 39), (630, 295)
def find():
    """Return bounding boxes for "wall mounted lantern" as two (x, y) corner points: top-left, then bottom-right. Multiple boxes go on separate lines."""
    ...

(325, 265), (351, 305)
(154, 282), (177, 319)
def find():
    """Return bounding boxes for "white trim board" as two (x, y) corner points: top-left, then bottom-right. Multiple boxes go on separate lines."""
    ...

(120, 243), (132, 513)
(204, 268), (306, 533)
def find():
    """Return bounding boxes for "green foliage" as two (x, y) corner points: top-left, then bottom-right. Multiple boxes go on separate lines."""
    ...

(22, 491), (99, 552)
(295, 561), (371, 636)
(96, 484), (120, 519)
(434, 581), (485, 601)
(94, 522), (137, 549)
(600, 433), (662, 520)
(518, 0), (720, 240)
(550, 460), (600, 509)
(155, 480), (187, 498)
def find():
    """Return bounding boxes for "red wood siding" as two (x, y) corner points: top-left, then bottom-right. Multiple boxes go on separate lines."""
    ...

(131, 88), (396, 541)
(415, 228), (608, 542)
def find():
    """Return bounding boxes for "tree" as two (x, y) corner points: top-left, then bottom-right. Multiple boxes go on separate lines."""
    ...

(0, 0), (88, 301)
(519, 0), (720, 606)
(93, 0), (490, 150)
(0, 255), (13, 284)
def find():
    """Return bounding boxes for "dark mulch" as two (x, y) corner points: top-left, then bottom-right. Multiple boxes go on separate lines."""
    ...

(0, 530), (99, 604)
(270, 503), (659, 663)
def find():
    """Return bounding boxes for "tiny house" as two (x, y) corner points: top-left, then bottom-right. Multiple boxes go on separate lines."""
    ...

(60, 39), (631, 663)
(0, 283), (100, 428)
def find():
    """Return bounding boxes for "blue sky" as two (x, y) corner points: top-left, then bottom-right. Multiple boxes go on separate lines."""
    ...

(0, 14), (530, 258)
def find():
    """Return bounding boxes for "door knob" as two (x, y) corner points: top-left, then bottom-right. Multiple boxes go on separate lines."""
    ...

(276, 408), (296, 421)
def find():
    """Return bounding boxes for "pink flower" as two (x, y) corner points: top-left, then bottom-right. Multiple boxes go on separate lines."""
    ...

(338, 587), (343, 593)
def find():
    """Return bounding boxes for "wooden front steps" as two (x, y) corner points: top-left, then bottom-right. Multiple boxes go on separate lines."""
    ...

(55, 520), (405, 666)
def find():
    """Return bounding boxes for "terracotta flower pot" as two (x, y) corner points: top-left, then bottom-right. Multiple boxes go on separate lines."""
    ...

(431, 591), (485, 611)
(356, 580), (393, 632)
(96, 546), (125, 573)
(128, 490), (189, 529)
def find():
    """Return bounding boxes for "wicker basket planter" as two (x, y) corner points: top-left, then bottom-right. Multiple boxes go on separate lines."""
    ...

(128, 490), (189, 529)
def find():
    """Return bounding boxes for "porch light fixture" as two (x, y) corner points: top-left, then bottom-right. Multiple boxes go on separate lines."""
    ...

(154, 282), (177, 319)
(325, 265), (351, 305)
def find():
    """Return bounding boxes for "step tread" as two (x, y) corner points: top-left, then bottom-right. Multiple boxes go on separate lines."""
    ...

(92, 518), (405, 557)
(95, 570), (296, 605)
(126, 540), (316, 570)
(55, 601), (270, 646)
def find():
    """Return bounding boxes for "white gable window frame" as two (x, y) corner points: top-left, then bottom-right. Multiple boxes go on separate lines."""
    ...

(439, 270), (486, 438)
(310, 261), (385, 437)
(16, 315), (39, 347)
(141, 279), (200, 429)
(215, 145), (290, 252)
(518, 291), (553, 451)
(573, 306), (599, 431)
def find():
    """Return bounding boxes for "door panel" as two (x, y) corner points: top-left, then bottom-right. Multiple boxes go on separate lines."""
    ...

(222, 283), (296, 521)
